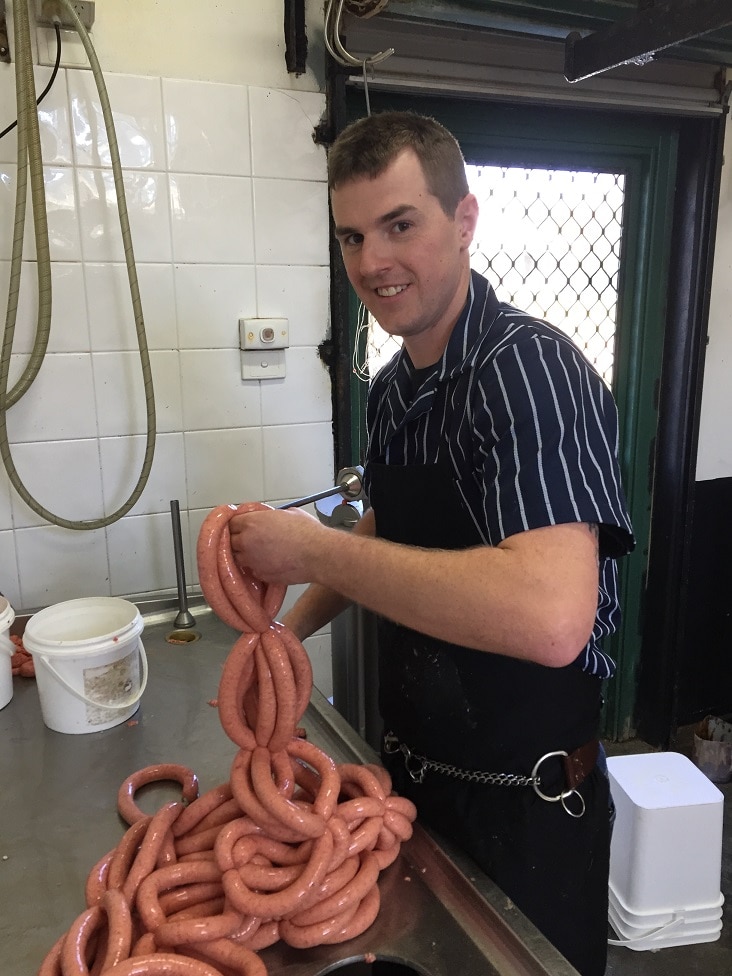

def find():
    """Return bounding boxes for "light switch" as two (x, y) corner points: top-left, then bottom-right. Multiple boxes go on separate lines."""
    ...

(239, 318), (289, 350)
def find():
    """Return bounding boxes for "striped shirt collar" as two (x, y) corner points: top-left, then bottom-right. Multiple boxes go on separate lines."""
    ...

(376, 270), (500, 428)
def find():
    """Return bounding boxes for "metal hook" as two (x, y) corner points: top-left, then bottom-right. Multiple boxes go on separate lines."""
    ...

(324, 0), (394, 69)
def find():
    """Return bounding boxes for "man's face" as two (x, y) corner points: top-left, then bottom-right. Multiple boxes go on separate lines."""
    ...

(331, 148), (477, 366)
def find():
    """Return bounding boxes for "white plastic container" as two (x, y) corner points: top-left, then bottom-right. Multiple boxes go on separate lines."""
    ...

(608, 887), (723, 950)
(607, 751), (724, 949)
(0, 596), (15, 709)
(23, 597), (148, 734)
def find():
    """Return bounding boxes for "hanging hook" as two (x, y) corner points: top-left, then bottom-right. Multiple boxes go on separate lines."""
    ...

(324, 0), (394, 69)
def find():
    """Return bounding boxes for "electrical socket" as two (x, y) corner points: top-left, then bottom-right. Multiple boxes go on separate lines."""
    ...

(36, 0), (95, 30)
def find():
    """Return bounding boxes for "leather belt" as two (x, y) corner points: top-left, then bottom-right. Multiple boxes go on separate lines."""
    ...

(383, 732), (599, 819)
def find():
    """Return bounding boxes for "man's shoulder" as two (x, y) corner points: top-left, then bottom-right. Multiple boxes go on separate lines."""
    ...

(478, 301), (598, 376)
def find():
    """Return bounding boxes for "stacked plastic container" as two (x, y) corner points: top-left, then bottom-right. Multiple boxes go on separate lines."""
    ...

(607, 751), (725, 950)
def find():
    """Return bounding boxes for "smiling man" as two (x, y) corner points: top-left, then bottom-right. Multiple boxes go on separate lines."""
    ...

(228, 111), (634, 976)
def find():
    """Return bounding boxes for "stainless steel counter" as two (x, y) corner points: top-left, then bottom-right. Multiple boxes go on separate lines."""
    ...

(0, 601), (579, 976)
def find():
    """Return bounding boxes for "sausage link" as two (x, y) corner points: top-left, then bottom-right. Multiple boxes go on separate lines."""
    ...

(250, 747), (326, 841)
(288, 850), (379, 927)
(253, 643), (277, 749)
(229, 751), (307, 844)
(158, 882), (223, 917)
(216, 632), (259, 751)
(180, 937), (268, 976)
(172, 784), (233, 838)
(118, 766), (199, 826)
(123, 803), (184, 904)
(337, 764), (386, 802)
(260, 629), (297, 754)
(244, 920), (280, 952)
(155, 902), (243, 948)
(272, 624), (313, 725)
(108, 818), (153, 892)
(319, 882), (381, 945)
(217, 532), (272, 634)
(279, 901), (360, 950)
(196, 505), (251, 633)
(383, 809), (414, 843)
(174, 825), (222, 858)
(287, 738), (340, 823)
(165, 898), (225, 925)
(285, 856), (359, 925)
(371, 845), (400, 871)
(60, 904), (101, 976)
(262, 580), (286, 623)
(95, 954), (224, 976)
(222, 829), (333, 920)
(85, 849), (113, 907)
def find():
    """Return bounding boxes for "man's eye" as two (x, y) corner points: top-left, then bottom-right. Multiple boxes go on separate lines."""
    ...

(344, 234), (363, 247)
(393, 221), (411, 234)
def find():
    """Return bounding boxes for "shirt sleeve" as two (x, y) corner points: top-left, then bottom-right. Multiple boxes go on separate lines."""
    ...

(472, 330), (635, 558)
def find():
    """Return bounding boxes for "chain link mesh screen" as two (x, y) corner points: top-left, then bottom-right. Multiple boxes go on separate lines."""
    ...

(363, 165), (625, 386)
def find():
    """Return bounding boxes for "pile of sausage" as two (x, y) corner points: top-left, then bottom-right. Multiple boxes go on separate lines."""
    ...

(37, 502), (416, 976)
(11, 632), (35, 677)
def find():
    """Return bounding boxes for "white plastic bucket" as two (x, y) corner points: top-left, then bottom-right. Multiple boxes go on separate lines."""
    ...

(23, 597), (148, 734)
(0, 596), (15, 710)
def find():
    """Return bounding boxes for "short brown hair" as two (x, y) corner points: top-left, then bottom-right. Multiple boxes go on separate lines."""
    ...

(328, 111), (469, 217)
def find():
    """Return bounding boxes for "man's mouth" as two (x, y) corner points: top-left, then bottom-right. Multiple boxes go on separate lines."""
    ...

(376, 285), (408, 298)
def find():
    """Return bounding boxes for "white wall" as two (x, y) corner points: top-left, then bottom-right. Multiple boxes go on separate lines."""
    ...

(0, 0), (334, 692)
(696, 121), (732, 482)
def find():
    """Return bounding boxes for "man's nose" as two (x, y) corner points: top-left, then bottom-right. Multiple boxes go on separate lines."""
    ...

(358, 236), (391, 277)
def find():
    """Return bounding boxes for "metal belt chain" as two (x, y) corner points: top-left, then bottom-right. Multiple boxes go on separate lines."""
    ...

(383, 731), (585, 818)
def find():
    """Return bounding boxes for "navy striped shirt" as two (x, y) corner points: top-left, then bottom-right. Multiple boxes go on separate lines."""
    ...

(363, 270), (635, 677)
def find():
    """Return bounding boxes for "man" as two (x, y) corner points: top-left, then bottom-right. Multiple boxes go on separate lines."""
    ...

(229, 112), (634, 976)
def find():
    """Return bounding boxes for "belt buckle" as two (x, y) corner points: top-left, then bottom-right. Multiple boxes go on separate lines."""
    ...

(531, 750), (586, 818)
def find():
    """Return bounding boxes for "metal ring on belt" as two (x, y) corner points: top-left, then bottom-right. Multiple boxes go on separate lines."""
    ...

(383, 731), (597, 818)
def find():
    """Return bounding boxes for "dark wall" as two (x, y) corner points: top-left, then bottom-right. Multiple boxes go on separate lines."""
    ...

(677, 476), (732, 724)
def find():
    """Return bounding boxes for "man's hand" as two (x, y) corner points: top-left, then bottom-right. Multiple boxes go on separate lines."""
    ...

(228, 507), (327, 585)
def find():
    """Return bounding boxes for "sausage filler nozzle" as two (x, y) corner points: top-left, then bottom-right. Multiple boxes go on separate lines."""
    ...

(277, 466), (365, 511)
(170, 499), (196, 630)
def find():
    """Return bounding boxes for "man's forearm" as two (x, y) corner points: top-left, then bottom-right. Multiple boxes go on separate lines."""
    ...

(281, 583), (352, 641)
(305, 520), (599, 667)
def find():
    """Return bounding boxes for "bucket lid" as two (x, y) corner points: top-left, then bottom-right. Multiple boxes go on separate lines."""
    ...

(0, 596), (15, 632)
(23, 597), (143, 655)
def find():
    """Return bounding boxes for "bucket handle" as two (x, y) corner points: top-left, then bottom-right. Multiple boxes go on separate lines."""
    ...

(39, 640), (148, 711)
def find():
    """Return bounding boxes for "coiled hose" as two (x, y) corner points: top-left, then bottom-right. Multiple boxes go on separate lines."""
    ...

(0, 0), (156, 529)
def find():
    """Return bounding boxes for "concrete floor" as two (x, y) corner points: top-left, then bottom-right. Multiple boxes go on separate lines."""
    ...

(604, 739), (732, 976)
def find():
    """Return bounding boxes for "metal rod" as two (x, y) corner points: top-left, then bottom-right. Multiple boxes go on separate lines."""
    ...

(277, 485), (344, 510)
(169, 500), (196, 629)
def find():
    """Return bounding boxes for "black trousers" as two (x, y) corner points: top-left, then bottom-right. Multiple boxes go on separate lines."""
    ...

(386, 759), (611, 976)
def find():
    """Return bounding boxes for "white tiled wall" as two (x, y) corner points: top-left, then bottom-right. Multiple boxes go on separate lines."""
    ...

(0, 68), (334, 692)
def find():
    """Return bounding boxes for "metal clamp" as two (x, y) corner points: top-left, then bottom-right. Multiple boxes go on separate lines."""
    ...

(531, 750), (586, 819)
(384, 731), (428, 783)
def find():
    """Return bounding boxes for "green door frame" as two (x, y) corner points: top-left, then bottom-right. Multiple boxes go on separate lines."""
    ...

(342, 89), (680, 739)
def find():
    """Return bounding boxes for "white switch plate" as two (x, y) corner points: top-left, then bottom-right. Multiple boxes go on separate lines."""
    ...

(37, 25), (90, 67)
(241, 349), (286, 380)
(239, 317), (289, 350)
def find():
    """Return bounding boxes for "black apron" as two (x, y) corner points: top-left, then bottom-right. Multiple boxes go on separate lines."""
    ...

(370, 459), (611, 976)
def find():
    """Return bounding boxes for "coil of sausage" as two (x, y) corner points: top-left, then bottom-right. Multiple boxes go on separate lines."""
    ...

(36, 502), (416, 976)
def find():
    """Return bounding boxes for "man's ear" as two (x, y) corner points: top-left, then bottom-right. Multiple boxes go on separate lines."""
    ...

(456, 193), (479, 249)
